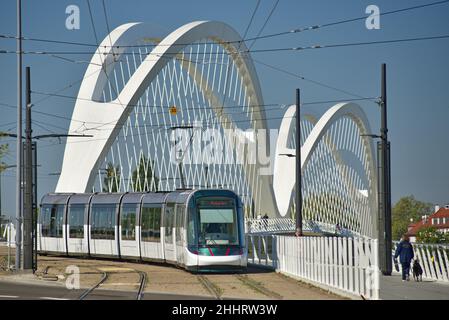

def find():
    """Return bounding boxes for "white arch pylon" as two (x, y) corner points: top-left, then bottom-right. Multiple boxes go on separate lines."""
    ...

(273, 102), (378, 236)
(56, 21), (377, 233)
(56, 21), (278, 215)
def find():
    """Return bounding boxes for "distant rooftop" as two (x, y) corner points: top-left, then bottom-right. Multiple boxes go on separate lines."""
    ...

(407, 205), (449, 236)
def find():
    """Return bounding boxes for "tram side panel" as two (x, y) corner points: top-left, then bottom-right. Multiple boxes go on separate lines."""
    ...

(89, 202), (119, 258)
(66, 196), (90, 256)
(39, 198), (68, 255)
(119, 198), (142, 259)
(140, 204), (164, 262)
(162, 203), (176, 263)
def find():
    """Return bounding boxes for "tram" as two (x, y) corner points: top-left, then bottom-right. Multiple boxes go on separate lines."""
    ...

(38, 189), (247, 272)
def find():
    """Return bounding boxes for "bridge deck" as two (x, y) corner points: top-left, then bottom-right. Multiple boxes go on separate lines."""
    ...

(380, 274), (449, 300)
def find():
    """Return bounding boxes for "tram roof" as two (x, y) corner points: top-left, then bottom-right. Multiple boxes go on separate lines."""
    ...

(90, 193), (125, 204)
(121, 192), (146, 204)
(41, 193), (73, 206)
(68, 193), (93, 205)
(142, 192), (170, 204)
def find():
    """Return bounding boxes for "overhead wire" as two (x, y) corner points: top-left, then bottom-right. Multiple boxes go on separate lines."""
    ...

(0, 0), (447, 48)
(247, 0), (280, 50)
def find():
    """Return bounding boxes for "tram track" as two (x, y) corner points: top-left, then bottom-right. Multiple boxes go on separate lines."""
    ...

(78, 270), (109, 300)
(234, 274), (282, 300)
(197, 275), (223, 300)
(78, 268), (147, 300)
(136, 271), (146, 300)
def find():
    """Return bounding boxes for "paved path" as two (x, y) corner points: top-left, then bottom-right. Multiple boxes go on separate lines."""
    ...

(380, 274), (449, 300)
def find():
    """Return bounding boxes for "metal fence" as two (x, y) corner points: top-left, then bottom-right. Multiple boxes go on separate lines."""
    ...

(0, 222), (15, 248)
(245, 218), (357, 237)
(247, 234), (379, 300)
(392, 241), (449, 282)
(246, 218), (295, 234)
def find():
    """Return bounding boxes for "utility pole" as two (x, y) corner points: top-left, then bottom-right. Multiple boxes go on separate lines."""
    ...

(295, 88), (303, 237)
(23, 66), (33, 270)
(378, 63), (392, 275)
(15, 0), (23, 271)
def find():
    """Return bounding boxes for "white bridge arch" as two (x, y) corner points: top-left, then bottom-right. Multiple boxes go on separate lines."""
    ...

(56, 21), (377, 237)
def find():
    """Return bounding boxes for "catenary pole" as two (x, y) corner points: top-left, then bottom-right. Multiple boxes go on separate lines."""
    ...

(295, 88), (303, 236)
(15, 0), (23, 271)
(380, 63), (392, 275)
(23, 66), (33, 270)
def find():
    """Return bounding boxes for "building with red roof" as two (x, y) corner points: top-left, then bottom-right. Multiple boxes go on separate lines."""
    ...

(407, 205), (449, 242)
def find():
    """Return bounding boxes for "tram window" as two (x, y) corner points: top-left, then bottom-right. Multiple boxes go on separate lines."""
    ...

(198, 208), (239, 245)
(175, 205), (185, 245)
(141, 206), (161, 242)
(164, 205), (174, 243)
(121, 204), (137, 241)
(187, 209), (196, 245)
(69, 204), (85, 239)
(91, 204), (116, 240)
(41, 204), (64, 238)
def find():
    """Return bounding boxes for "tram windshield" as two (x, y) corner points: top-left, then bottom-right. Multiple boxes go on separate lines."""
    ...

(197, 204), (239, 246)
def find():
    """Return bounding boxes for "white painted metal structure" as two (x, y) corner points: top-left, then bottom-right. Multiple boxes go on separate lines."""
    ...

(273, 103), (378, 238)
(56, 21), (377, 237)
(247, 234), (379, 299)
(246, 217), (356, 237)
(392, 241), (449, 282)
(56, 21), (276, 216)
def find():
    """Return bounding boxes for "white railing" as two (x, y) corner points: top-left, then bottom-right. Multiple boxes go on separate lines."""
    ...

(0, 222), (15, 248)
(246, 218), (295, 234)
(392, 241), (449, 282)
(247, 234), (379, 300)
(245, 218), (357, 237)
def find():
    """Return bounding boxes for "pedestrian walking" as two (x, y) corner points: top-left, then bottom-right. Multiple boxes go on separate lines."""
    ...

(394, 234), (415, 281)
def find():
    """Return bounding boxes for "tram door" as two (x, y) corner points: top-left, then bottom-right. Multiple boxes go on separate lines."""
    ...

(163, 204), (176, 262)
(175, 204), (186, 266)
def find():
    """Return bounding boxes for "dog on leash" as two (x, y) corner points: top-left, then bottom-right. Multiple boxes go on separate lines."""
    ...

(412, 259), (423, 282)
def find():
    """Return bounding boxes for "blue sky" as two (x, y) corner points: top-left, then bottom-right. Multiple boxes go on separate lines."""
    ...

(0, 0), (448, 216)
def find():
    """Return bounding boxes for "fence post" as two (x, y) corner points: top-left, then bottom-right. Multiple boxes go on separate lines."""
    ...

(312, 237), (316, 281)
(315, 238), (320, 282)
(436, 246), (447, 281)
(324, 237), (329, 286)
(262, 235), (267, 266)
(354, 237), (359, 294)
(372, 238), (380, 300)
(433, 247), (443, 281)
(418, 246), (430, 278)
(425, 246), (437, 279)
(328, 237), (334, 287)
(348, 237), (354, 293)
(306, 237), (311, 279)
(338, 237), (343, 289)
(300, 236), (304, 277)
(251, 235), (257, 264)
(442, 247), (449, 281)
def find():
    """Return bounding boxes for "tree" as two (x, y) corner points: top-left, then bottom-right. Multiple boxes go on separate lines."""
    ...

(392, 195), (433, 241)
(416, 226), (449, 244)
(132, 155), (159, 192)
(103, 162), (121, 192)
(0, 140), (9, 173)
